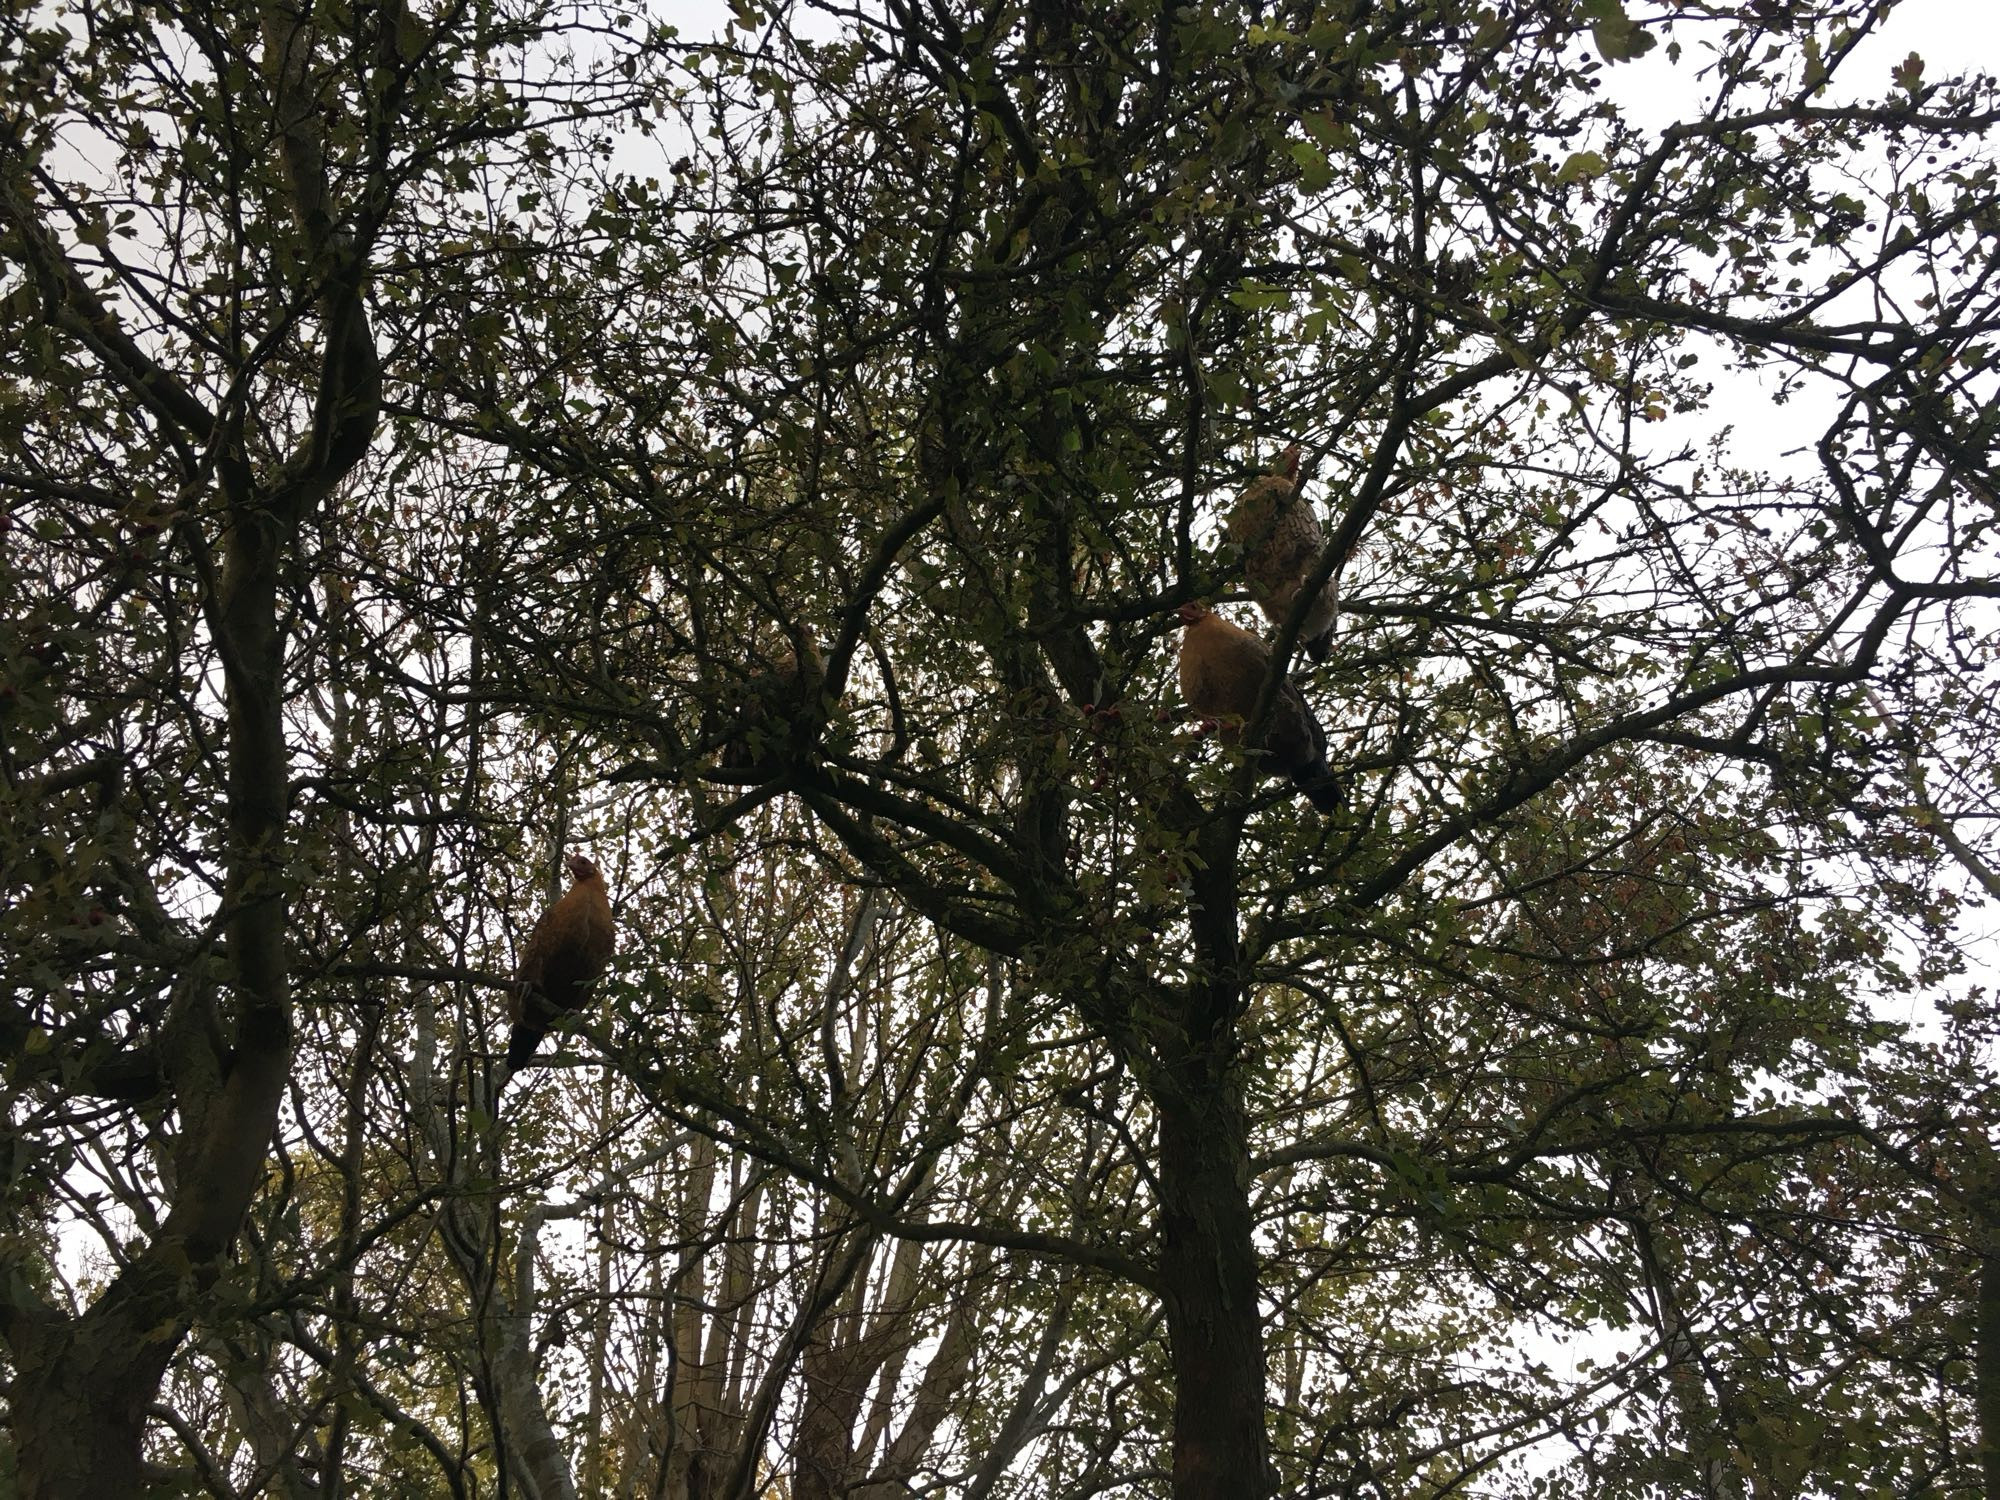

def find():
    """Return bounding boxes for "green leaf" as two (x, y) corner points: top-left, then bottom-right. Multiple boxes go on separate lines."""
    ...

(1556, 150), (1606, 185)
(1588, 4), (1657, 64)
(1225, 280), (1292, 312)
(1289, 139), (1332, 192)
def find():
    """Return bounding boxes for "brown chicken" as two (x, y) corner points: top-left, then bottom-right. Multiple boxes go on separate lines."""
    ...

(507, 853), (616, 1071)
(717, 639), (827, 777)
(1225, 444), (1339, 662)
(1177, 603), (1342, 812)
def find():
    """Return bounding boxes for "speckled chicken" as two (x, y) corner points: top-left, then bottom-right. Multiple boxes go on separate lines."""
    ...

(1225, 444), (1339, 662)
(1176, 603), (1342, 812)
(508, 853), (615, 1071)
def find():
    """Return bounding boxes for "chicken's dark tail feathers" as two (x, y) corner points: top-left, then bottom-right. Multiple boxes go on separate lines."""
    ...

(1303, 628), (1335, 664)
(506, 1021), (546, 1073)
(1291, 763), (1344, 813)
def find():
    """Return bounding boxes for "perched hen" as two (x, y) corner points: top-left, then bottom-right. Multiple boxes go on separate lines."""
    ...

(718, 640), (827, 778)
(507, 853), (615, 1072)
(1225, 444), (1339, 662)
(1177, 603), (1342, 812)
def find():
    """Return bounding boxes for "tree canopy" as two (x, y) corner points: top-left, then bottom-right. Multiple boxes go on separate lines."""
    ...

(5, 0), (2000, 1496)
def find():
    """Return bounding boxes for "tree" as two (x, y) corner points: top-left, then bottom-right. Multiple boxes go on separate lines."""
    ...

(0, 0), (655, 1489)
(0, 0), (387, 1486)
(5, 0), (2000, 1496)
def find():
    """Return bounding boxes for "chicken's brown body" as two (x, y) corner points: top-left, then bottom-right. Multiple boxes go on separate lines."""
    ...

(718, 640), (826, 777)
(1177, 604), (1341, 812)
(1225, 445), (1339, 662)
(508, 854), (615, 1071)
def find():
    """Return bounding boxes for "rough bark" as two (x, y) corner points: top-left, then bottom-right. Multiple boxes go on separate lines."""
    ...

(1982, 1212), (2000, 1500)
(1150, 822), (1276, 1499)
(795, 1324), (868, 1500)
(1156, 1080), (1275, 1500)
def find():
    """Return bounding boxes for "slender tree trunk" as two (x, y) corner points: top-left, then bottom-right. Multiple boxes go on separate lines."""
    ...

(1618, 1162), (1762, 1499)
(408, 1030), (579, 1500)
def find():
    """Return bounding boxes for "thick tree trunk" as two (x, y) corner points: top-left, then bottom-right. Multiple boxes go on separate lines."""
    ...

(10, 1264), (186, 1494)
(1980, 1227), (2000, 1500)
(1157, 1077), (1275, 1500)
(1152, 817), (1274, 1500)
(494, 1267), (581, 1500)
(795, 1332), (866, 1500)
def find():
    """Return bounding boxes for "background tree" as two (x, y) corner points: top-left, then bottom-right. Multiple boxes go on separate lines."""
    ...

(6, 0), (2000, 1497)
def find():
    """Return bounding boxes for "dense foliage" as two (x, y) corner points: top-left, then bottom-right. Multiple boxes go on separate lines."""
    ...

(5, 0), (2000, 1495)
